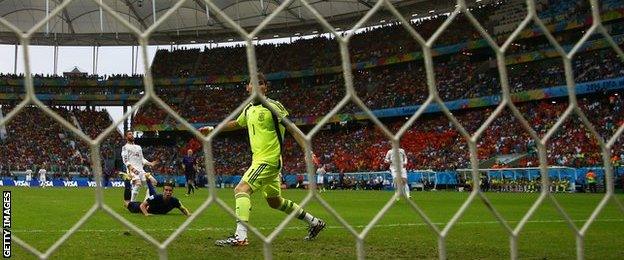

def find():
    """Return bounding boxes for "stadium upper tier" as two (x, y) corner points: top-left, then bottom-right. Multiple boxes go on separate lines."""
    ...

(132, 45), (624, 126)
(0, 0), (481, 46)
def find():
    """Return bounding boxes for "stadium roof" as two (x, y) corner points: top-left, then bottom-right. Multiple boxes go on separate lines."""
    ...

(0, 0), (482, 46)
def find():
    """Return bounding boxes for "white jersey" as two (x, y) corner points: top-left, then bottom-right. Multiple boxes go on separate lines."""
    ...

(38, 169), (47, 180)
(25, 169), (32, 181)
(316, 166), (326, 184)
(121, 143), (149, 180)
(384, 148), (407, 178)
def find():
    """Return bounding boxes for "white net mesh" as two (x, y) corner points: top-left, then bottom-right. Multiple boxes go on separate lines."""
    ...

(0, 0), (623, 259)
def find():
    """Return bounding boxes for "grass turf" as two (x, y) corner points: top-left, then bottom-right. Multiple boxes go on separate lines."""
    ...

(6, 187), (624, 259)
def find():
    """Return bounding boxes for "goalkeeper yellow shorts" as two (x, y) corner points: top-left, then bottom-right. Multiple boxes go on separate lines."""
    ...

(241, 161), (281, 198)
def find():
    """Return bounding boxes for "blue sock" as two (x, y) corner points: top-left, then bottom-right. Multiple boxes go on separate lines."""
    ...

(146, 180), (157, 196)
(123, 180), (131, 201)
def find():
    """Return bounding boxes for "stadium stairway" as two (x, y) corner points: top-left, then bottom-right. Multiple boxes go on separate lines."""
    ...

(0, 106), (6, 140)
(69, 110), (83, 132)
(480, 153), (527, 168)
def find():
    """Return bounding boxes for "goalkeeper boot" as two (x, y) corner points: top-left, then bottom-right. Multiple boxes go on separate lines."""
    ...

(215, 234), (249, 247)
(304, 219), (326, 240)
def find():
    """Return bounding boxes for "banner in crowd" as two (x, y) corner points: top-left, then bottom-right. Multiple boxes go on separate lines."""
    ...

(1, 167), (619, 187)
(0, 179), (125, 187)
(0, 93), (142, 102)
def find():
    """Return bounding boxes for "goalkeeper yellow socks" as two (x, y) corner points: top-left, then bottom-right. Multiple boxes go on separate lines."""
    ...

(235, 192), (251, 221)
(235, 192), (251, 240)
(278, 198), (318, 225)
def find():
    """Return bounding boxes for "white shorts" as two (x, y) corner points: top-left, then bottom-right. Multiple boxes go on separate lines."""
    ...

(25, 176), (32, 182)
(390, 169), (407, 179)
(130, 167), (147, 182)
(39, 177), (46, 182)
(316, 175), (324, 184)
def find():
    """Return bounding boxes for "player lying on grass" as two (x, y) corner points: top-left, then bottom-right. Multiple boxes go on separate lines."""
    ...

(121, 173), (190, 216)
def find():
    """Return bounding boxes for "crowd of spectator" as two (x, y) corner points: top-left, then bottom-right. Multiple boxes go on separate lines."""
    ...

(0, 105), (123, 179)
(147, 0), (622, 78)
(132, 43), (624, 127)
(2, 90), (621, 178)
(118, 87), (622, 178)
(202, 91), (623, 176)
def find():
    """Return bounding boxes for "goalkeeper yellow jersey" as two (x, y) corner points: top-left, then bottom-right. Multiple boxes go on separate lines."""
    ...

(236, 98), (288, 166)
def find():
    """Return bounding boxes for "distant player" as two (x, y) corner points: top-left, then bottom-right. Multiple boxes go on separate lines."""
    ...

(384, 147), (411, 199)
(182, 149), (197, 196)
(121, 131), (158, 202)
(38, 166), (47, 188)
(122, 175), (190, 216)
(201, 74), (325, 246)
(313, 153), (326, 193)
(25, 169), (32, 187)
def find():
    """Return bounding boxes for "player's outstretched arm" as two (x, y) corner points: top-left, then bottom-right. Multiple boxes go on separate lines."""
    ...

(179, 205), (191, 216)
(199, 120), (240, 135)
(139, 201), (151, 216)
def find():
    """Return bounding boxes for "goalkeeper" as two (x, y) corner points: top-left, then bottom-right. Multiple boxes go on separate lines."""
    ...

(201, 74), (325, 247)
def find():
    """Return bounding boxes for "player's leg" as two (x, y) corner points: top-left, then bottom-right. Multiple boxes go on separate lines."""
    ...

(402, 170), (410, 198)
(403, 178), (411, 198)
(190, 175), (195, 194)
(145, 174), (157, 197)
(186, 174), (192, 195)
(215, 165), (257, 247)
(124, 182), (132, 203)
(126, 202), (142, 213)
(137, 171), (152, 201)
(263, 168), (325, 240)
(391, 170), (401, 199)
(316, 175), (322, 193)
(130, 170), (144, 202)
(122, 173), (133, 208)
(186, 173), (195, 195)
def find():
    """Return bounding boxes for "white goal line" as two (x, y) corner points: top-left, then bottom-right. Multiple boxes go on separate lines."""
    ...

(12, 218), (624, 233)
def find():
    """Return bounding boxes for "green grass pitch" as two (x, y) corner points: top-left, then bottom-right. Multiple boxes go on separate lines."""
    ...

(6, 187), (624, 259)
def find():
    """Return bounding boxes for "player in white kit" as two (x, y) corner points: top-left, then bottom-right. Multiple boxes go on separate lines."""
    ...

(25, 169), (32, 187)
(384, 147), (410, 199)
(38, 166), (47, 188)
(121, 131), (158, 202)
(312, 153), (326, 193)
